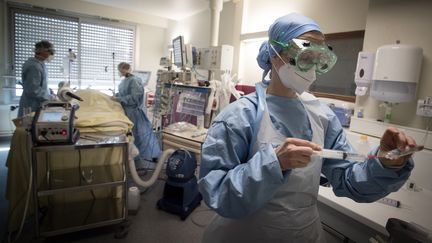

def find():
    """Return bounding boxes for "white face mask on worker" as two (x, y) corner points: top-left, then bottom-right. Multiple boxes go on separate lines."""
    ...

(277, 63), (316, 94)
(46, 55), (54, 63)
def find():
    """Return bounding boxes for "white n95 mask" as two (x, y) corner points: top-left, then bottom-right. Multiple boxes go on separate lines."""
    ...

(277, 63), (316, 94)
(46, 55), (54, 63)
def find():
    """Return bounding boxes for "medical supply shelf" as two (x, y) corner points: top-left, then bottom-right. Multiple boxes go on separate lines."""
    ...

(37, 164), (124, 196)
(31, 135), (129, 238)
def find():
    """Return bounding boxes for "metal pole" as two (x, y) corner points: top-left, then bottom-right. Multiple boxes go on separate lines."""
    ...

(112, 52), (116, 94)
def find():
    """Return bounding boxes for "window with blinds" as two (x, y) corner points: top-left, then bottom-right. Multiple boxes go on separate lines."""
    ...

(80, 22), (134, 93)
(11, 7), (135, 96)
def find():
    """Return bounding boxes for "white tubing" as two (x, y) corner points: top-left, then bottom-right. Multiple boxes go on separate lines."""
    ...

(128, 149), (175, 188)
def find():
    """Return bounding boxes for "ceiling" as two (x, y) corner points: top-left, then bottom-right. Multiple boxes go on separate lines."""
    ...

(81, 0), (214, 21)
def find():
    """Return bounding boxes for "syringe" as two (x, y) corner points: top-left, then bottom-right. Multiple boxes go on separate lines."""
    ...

(313, 149), (373, 162)
(314, 146), (423, 162)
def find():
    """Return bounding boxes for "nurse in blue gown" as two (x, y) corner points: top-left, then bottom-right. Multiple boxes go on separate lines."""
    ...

(18, 40), (55, 117)
(198, 13), (421, 243)
(112, 62), (161, 162)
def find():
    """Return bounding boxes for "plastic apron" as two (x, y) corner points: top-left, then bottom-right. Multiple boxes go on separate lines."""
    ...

(202, 84), (327, 243)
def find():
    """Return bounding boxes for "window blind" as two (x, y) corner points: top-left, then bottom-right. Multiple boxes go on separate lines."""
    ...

(80, 22), (134, 93)
(11, 7), (135, 96)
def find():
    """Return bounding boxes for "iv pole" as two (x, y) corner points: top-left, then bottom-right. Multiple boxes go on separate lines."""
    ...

(68, 51), (71, 86)
(67, 48), (76, 86)
(112, 52), (116, 94)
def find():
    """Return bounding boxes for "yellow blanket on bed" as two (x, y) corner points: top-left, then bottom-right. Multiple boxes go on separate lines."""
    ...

(74, 89), (133, 133)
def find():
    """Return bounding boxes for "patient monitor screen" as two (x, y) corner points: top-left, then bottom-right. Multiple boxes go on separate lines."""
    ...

(41, 112), (63, 122)
(173, 36), (184, 68)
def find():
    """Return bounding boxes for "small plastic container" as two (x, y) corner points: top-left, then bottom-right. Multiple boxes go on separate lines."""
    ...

(128, 186), (141, 215)
(355, 135), (371, 157)
(357, 107), (364, 118)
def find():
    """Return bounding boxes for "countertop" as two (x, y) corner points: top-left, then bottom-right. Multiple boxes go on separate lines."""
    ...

(318, 185), (432, 236)
(162, 128), (208, 144)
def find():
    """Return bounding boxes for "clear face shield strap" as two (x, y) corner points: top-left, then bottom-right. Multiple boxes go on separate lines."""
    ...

(269, 43), (289, 66)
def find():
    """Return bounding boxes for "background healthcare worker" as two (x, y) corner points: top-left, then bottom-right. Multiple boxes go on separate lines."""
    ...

(18, 40), (55, 117)
(112, 62), (161, 164)
(198, 13), (421, 243)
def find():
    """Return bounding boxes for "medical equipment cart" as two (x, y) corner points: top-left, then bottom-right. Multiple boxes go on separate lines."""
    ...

(31, 135), (129, 238)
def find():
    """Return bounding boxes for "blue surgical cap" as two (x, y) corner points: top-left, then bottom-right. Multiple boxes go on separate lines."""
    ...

(256, 13), (321, 82)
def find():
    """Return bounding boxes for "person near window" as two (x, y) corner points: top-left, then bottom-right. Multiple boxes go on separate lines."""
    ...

(111, 62), (161, 164)
(18, 40), (55, 117)
(198, 13), (421, 243)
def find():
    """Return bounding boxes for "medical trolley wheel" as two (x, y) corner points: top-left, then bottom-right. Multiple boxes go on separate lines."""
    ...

(114, 220), (130, 239)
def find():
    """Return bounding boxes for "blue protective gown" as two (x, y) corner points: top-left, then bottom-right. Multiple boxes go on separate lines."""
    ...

(18, 57), (50, 117)
(198, 91), (413, 219)
(116, 75), (161, 161)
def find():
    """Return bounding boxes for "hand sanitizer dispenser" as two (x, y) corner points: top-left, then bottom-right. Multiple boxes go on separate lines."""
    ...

(370, 44), (423, 103)
(355, 52), (375, 96)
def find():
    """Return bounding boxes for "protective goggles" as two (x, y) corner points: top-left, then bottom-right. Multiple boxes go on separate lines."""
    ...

(270, 39), (337, 74)
(47, 48), (55, 55)
(35, 47), (55, 55)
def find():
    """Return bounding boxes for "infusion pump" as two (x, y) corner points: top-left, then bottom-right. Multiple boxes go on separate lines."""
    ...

(31, 102), (79, 145)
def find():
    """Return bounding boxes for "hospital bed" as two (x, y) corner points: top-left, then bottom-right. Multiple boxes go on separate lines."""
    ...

(6, 89), (134, 237)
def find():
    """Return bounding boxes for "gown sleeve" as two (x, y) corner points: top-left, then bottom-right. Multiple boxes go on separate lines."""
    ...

(321, 105), (413, 202)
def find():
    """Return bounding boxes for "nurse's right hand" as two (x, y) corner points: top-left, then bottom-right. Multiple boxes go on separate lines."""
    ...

(275, 138), (322, 171)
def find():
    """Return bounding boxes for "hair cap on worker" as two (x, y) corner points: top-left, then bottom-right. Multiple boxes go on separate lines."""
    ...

(256, 13), (321, 82)
(34, 40), (55, 54)
(118, 62), (132, 73)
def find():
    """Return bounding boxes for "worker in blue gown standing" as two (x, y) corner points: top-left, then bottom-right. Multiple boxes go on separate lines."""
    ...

(112, 62), (161, 164)
(198, 13), (422, 243)
(18, 40), (55, 117)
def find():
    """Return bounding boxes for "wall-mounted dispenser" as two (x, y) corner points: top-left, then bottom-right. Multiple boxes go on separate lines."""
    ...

(354, 52), (375, 96)
(370, 43), (423, 103)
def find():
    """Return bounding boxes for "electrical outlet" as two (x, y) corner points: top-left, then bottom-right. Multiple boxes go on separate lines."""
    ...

(416, 98), (432, 117)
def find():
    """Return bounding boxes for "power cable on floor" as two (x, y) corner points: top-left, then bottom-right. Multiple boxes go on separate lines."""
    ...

(190, 208), (215, 228)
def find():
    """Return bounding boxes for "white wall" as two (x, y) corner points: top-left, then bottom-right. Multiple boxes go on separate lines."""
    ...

(165, 1), (239, 52)
(165, 8), (210, 55)
(0, 0), (168, 92)
(356, 0), (432, 130)
(242, 0), (368, 34)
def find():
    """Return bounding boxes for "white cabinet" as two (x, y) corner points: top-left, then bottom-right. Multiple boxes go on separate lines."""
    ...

(319, 200), (386, 242)
(0, 104), (17, 136)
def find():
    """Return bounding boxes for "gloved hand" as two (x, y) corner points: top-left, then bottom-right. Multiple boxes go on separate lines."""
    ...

(275, 138), (321, 171)
(110, 96), (120, 102)
(378, 127), (423, 168)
